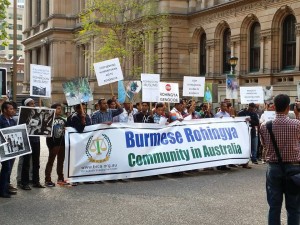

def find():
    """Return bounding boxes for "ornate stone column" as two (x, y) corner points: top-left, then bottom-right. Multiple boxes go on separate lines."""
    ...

(206, 39), (216, 76)
(32, 0), (37, 25)
(295, 23), (300, 71)
(23, 50), (31, 94)
(260, 30), (272, 74)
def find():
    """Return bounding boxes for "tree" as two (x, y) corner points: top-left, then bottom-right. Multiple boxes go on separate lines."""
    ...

(0, 0), (11, 46)
(77, 0), (168, 78)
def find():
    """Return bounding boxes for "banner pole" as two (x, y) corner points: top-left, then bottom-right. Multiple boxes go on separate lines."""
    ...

(39, 97), (42, 107)
(110, 84), (114, 96)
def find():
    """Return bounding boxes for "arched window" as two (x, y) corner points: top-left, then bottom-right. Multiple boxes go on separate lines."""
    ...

(250, 22), (261, 72)
(199, 33), (206, 76)
(223, 28), (231, 73)
(282, 14), (296, 70)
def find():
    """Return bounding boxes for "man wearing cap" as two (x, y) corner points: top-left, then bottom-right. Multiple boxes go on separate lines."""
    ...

(20, 98), (45, 190)
(92, 98), (123, 125)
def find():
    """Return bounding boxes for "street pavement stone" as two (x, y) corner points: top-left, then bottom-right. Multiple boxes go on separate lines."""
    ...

(0, 138), (288, 225)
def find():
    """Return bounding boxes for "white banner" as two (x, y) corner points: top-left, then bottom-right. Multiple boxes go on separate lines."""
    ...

(159, 82), (179, 103)
(65, 118), (250, 182)
(30, 64), (51, 97)
(94, 58), (123, 86)
(183, 76), (205, 97)
(240, 86), (264, 104)
(141, 73), (160, 102)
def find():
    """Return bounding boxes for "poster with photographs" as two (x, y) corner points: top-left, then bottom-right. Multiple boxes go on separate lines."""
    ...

(18, 107), (55, 137)
(263, 86), (273, 102)
(0, 130), (7, 147)
(30, 64), (51, 98)
(226, 75), (239, 100)
(0, 124), (32, 162)
(62, 77), (93, 106)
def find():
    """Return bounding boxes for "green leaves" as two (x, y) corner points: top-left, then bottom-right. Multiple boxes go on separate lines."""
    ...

(0, 0), (10, 46)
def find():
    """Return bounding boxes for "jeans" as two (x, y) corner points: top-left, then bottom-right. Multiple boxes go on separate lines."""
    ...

(0, 159), (14, 194)
(45, 145), (65, 182)
(266, 163), (300, 225)
(251, 134), (258, 162)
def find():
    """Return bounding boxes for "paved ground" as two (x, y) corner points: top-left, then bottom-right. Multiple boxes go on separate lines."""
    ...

(0, 138), (287, 225)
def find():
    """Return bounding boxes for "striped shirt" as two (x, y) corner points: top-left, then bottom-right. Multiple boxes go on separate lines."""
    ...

(91, 107), (123, 124)
(260, 113), (300, 163)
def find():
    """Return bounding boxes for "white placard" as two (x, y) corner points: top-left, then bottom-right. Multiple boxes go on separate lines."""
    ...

(141, 73), (160, 102)
(94, 58), (123, 86)
(297, 81), (300, 100)
(159, 82), (179, 103)
(240, 86), (264, 104)
(30, 64), (51, 97)
(183, 76), (205, 97)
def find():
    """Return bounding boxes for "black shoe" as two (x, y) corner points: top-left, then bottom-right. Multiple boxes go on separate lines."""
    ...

(8, 190), (17, 195)
(32, 183), (45, 188)
(252, 161), (258, 164)
(228, 164), (238, 168)
(0, 193), (11, 198)
(20, 184), (31, 190)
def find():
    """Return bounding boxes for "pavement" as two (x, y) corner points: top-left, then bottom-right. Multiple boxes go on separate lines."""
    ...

(0, 138), (287, 225)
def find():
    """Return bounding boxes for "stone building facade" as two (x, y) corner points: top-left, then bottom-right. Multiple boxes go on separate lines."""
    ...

(22, 0), (300, 103)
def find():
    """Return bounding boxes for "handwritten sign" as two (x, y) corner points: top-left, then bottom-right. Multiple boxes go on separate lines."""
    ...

(183, 76), (205, 97)
(94, 58), (123, 86)
(141, 74), (160, 102)
(240, 86), (264, 104)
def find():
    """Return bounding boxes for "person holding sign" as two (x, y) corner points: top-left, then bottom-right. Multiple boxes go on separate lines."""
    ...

(169, 100), (184, 122)
(69, 104), (92, 133)
(92, 98), (123, 125)
(0, 102), (18, 198)
(134, 102), (154, 123)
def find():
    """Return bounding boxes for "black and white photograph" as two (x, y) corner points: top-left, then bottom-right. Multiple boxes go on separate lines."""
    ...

(0, 130), (7, 147)
(32, 85), (47, 96)
(0, 124), (32, 162)
(18, 107), (55, 136)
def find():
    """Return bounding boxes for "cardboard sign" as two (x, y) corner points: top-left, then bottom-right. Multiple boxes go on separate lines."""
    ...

(226, 75), (239, 100)
(240, 86), (264, 104)
(30, 64), (51, 97)
(141, 73), (160, 102)
(94, 58), (123, 86)
(159, 82), (179, 103)
(183, 76), (205, 97)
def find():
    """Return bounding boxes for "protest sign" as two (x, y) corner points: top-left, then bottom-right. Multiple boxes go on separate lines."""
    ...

(226, 75), (238, 99)
(62, 77), (93, 106)
(0, 131), (6, 147)
(297, 82), (300, 100)
(30, 64), (51, 98)
(240, 86), (264, 104)
(141, 74), (160, 102)
(0, 124), (31, 162)
(263, 86), (273, 101)
(65, 118), (250, 182)
(94, 58), (123, 86)
(183, 76), (205, 97)
(260, 111), (275, 123)
(159, 82), (179, 103)
(18, 107), (55, 137)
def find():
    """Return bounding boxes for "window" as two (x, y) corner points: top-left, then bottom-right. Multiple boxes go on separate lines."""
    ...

(17, 14), (22, 20)
(199, 33), (206, 76)
(8, 44), (13, 50)
(17, 45), (22, 51)
(17, 35), (22, 40)
(8, 13), (13, 19)
(250, 22), (261, 72)
(17, 24), (22, 30)
(282, 14), (296, 70)
(0, 46), (5, 50)
(223, 28), (231, 73)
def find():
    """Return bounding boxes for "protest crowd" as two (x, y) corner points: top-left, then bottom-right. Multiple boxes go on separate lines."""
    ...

(0, 93), (299, 225)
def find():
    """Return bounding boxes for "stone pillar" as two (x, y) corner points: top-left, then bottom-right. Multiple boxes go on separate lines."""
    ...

(25, 0), (31, 28)
(259, 35), (265, 73)
(32, 0), (37, 25)
(23, 50), (31, 94)
(41, 45), (47, 65)
(295, 24), (300, 71)
(261, 30), (272, 74)
(188, 0), (197, 12)
(32, 48), (37, 64)
(231, 35), (241, 74)
(206, 40), (215, 76)
(41, 0), (47, 21)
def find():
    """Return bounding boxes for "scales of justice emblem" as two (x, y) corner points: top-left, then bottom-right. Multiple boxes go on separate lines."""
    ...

(86, 134), (112, 163)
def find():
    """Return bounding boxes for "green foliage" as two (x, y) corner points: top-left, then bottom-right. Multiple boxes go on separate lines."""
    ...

(77, 0), (168, 78)
(0, 0), (11, 46)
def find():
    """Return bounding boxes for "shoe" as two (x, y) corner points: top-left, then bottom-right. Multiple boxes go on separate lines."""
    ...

(0, 193), (11, 198)
(32, 183), (46, 188)
(20, 184), (31, 190)
(45, 181), (55, 187)
(242, 165), (252, 169)
(9, 184), (18, 191)
(57, 180), (69, 185)
(8, 190), (17, 195)
(228, 164), (238, 168)
(252, 161), (258, 164)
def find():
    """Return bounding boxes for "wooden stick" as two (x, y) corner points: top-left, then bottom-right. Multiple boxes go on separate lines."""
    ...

(39, 97), (42, 107)
(110, 84), (114, 96)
